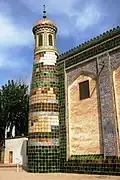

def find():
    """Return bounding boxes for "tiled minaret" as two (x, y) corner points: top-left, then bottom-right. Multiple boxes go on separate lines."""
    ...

(28, 5), (59, 173)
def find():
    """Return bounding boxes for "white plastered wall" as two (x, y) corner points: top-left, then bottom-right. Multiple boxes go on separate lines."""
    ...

(4, 137), (28, 166)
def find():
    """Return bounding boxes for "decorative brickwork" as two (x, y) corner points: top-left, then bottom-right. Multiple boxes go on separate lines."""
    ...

(57, 62), (67, 172)
(57, 26), (120, 175)
(28, 11), (120, 175)
(97, 53), (118, 157)
(28, 17), (60, 173)
(58, 26), (120, 61)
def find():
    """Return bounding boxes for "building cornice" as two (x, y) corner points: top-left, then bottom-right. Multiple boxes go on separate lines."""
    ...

(57, 26), (120, 63)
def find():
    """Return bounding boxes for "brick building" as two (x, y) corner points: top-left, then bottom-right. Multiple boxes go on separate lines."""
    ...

(28, 6), (120, 175)
(57, 28), (120, 174)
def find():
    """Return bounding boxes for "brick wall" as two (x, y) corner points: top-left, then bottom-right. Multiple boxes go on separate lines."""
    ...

(113, 66), (120, 156)
(68, 75), (100, 156)
(64, 49), (120, 159)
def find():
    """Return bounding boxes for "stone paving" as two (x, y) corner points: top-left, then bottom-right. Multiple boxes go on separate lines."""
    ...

(0, 171), (120, 180)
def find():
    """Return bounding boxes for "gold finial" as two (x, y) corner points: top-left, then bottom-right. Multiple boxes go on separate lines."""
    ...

(43, 5), (46, 19)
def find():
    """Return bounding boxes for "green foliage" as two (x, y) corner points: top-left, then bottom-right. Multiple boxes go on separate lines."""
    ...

(0, 80), (29, 145)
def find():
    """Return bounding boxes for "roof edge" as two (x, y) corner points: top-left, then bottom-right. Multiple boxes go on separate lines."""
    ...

(58, 26), (120, 61)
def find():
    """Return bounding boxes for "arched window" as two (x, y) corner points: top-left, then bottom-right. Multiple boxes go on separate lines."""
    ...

(48, 34), (53, 46)
(38, 34), (43, 46)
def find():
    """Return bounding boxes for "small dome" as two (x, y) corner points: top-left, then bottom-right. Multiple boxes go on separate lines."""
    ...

(33, 19), (57, 28)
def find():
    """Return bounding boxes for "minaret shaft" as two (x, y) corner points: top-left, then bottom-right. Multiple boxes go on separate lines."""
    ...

(27, 7), (59, 173)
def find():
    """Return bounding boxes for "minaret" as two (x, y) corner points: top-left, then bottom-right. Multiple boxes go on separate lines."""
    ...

(28, 5), (59, 173)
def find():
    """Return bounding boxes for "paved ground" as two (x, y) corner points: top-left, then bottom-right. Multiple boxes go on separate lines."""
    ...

(0, 171), (120, 180)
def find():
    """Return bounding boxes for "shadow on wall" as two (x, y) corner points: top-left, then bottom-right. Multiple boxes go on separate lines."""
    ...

(21, 139), (28, 167)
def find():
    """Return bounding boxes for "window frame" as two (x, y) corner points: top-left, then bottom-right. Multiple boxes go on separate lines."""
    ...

(38, 34), (43, 46)
(48, 34), (53, 46)
(79, 80), (90, 100)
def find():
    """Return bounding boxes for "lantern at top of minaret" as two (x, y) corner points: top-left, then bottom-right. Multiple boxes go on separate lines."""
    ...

(32, 5), (58, 55)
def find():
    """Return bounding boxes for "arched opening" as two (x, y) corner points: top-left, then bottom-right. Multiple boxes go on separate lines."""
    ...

(38, 34), (43, 46)
(67, 74), (100, 155)
(113, 67), (120, 156)
(48, 34), (53, 46)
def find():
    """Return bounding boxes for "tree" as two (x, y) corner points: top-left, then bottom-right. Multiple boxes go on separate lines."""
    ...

(0, 89), (5, 148)
(0, 80), (29, 142)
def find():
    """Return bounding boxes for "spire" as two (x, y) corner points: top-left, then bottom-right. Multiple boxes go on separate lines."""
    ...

(43, 5), (46, 19)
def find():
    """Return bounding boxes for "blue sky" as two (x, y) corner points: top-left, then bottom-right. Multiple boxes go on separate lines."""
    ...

(0, 0), (120, 88)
